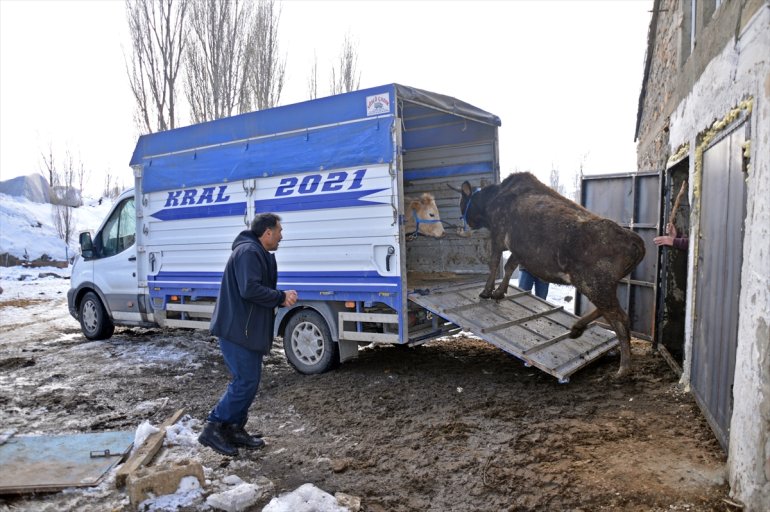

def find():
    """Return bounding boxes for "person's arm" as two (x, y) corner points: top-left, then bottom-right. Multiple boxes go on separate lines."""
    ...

(236, 250), (285, 307)
(672, 237), (689, 251)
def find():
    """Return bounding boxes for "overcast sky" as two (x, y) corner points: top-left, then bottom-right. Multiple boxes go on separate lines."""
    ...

(0, 0), (652, 195)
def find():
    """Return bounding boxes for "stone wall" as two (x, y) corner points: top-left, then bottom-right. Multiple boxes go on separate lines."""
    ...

(636, 1), (770, 509)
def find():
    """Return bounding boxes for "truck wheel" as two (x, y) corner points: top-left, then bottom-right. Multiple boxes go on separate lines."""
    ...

(283, 310), (338, 374)
(79, 291), (115, 340)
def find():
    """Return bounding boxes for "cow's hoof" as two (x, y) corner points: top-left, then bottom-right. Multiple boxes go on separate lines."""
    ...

(479, 291), (492, 299)
(613, 366), (632, 380)
(569, 325), (585, 339)
(491, 290), (505, 300)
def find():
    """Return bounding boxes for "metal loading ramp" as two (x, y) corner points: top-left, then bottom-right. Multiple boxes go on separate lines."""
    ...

(407, 280), (619, 383)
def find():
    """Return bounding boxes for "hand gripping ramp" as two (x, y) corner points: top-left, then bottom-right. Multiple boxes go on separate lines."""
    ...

(407, 280), (618, 383)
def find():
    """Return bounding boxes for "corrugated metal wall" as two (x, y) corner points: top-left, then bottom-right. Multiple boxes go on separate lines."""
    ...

(691, 119), (747, 450)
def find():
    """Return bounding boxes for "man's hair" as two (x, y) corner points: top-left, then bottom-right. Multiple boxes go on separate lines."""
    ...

(251, 213), (281, 237)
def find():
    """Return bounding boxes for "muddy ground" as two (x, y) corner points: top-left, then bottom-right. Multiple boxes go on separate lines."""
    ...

(0, 285), (732, 511)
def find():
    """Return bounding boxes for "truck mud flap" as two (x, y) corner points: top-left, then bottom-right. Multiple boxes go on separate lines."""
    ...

(407, 280), (618, 383)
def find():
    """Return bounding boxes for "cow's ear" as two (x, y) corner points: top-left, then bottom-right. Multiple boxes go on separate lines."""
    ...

(461, 181), (472, 196)
(408, 198), (421, 211)
(420, 193), (432, 204)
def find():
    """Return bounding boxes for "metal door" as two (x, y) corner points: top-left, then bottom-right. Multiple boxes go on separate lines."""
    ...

(579, 171), (660, 339)
(691, 119), (747, 450)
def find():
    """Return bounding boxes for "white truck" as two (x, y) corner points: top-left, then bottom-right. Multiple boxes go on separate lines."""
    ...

(68, 83), (617, 382)
(68, 84), (502, 374)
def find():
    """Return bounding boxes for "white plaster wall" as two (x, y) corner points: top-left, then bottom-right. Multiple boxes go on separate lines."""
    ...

(668, 5), (770, 510)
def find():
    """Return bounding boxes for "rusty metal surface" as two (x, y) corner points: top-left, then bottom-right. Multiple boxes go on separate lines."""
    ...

(0, 431), (133, 494)
(408, 280), (618, 383)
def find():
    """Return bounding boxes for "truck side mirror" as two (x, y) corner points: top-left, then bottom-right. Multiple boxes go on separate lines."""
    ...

(79, 231), (94, 259)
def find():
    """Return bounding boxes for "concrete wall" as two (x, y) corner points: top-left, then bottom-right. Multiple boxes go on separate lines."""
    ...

(636, 1), (770, 509)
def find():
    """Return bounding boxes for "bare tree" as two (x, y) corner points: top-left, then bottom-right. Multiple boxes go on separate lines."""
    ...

(549, 168), (566, 196)
(40, 144), (56, 189)
(307, 51), (318, 100)
(77, 159), (88, 201)
(184, 0), (253, 122)
(330, 33), (360, 95)
(51, 150), (78, 251)
(246, 0), (286, 111)
(572, 169), (582, 202)
(103, 171), (123, 199)
(126, 0), (190, 133)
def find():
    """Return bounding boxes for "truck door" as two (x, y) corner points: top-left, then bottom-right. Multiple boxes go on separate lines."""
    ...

(92, 196), (143, 323)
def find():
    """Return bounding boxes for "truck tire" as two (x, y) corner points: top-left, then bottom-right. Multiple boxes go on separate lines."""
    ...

(79, 291), (115, 340)
(283, 309), (338, 374)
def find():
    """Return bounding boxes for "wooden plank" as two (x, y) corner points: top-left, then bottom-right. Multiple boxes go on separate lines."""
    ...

(481, 306), (563, 333)
(523, 332), (573, 355)
(443, 301), (484, 314)
(423, 280), (493, 294)
(115, 409), (185, 488)
(553, 337), (619, 375)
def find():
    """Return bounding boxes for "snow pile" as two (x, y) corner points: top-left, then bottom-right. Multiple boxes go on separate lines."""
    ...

(262, 483), (350, 512)
(139, 475), (204, 511)
(0, 191), (112, 261)
(0, 174), (51, 202)
(165, 416), (202, 447)
(132, 420), (160, 455)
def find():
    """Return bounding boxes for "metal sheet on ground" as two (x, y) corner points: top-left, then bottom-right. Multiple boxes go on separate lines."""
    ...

(408, 280), (618, 383)
(0, 431), (133, 494)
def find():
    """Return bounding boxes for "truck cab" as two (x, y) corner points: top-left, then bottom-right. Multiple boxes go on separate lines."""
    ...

(68, 189), (154, 339)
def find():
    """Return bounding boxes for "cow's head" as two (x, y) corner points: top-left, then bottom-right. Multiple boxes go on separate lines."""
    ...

(454, 181), (484, 230)
(406, 193), (445, 238)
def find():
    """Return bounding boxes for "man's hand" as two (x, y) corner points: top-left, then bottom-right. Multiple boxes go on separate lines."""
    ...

(654, 223), (677, 247)
(282, 290), (298, 307)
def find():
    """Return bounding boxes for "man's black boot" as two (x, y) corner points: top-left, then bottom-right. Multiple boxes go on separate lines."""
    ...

(198, 421), (239, 456)
(224, 424), (265, 450)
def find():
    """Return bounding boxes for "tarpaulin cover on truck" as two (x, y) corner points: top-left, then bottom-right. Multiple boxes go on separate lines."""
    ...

(129, 84), (500, 194)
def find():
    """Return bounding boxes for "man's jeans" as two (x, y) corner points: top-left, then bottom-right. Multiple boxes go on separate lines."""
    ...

(519, 269), (549, 300)
(208, 338), (263, 426)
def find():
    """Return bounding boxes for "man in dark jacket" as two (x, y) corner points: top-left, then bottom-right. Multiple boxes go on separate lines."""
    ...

(199, 213), (297, 456)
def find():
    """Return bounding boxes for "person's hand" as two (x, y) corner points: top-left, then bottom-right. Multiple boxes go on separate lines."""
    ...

(282, 290), (298, 307)
(654, 235), (675, 247)
(666, 223), (678, 238)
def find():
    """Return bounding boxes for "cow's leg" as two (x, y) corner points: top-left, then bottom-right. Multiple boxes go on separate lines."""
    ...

(491, 254), (518, 300)
(601, 306), (632, 378)
(480, 244), (503, 299)
(568, 308), (603, 338)
(576, 280), (633, 377)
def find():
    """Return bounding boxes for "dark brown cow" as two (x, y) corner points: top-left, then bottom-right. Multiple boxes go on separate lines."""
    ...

(456, 172), (645, 377)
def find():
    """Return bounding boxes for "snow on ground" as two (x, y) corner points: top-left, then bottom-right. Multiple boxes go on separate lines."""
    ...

(0, 266), (72, 326)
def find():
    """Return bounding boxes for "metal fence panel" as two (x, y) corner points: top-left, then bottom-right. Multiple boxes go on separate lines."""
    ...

(579, 172), (660, 339)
